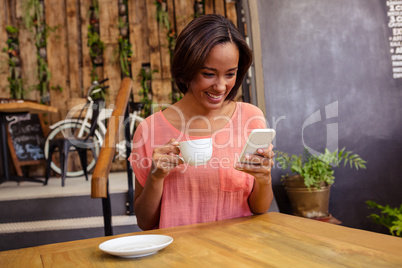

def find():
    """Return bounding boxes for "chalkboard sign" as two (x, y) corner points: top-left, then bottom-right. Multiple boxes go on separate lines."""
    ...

(5, 113), (46, 175)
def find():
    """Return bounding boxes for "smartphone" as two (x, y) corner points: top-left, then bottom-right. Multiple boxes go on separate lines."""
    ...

(237, 129), (276, 164)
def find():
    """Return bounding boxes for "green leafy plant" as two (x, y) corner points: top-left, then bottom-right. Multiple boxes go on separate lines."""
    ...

(5, 25), (19, 36)
(276, 148), (366, 190)
(50, 85), (63, 92)
(23, 0), (59, 103)
(138, 67), (158, 117)
(155, 0), (170, 30)
(118, 36), (132, 77)
(87, 0), (105, 97)
(7, 75), (25, 99)
(366, 200), (402, 237)
(154, 0), (182, 102)
(3, 25), (26, 99)
(116, 13), (132, 77)
(36, 56), (52, 96)
(87, 26), (104, 60)
(91, 0), (100, 19)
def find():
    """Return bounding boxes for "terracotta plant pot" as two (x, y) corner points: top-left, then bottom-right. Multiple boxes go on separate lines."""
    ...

(284, 175), (330, 218)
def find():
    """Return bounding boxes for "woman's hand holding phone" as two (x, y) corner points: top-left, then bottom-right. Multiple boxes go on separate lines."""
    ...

(235, 129), (276, 183)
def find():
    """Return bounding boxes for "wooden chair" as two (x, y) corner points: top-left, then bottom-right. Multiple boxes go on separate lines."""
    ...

(91, 78), (133, 236)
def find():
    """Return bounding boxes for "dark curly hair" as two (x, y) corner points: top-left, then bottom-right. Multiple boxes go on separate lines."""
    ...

(171, 14), (253, 101)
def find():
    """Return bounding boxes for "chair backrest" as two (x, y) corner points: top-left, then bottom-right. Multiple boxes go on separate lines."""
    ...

(84, 98), (104, 141)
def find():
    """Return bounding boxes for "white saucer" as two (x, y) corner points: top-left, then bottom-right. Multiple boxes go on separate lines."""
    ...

(99, 234), (173, 258)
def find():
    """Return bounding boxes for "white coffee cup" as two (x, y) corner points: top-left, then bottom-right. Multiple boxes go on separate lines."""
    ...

(179, 138), (213, 166)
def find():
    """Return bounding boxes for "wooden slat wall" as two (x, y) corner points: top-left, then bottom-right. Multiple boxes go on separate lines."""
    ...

(45, 0), (69, 122)
(128, 0), (150, 102)
(0, 0), (241, 122)
(146, 0), (162, 108)
(99, 0), (121, 104)
(16, 0), (39, 101)
(175, 0), (194, 34)
(80, 0), (93, 96)
(66, 0), (81, 99)
(0, 1), (9, 98)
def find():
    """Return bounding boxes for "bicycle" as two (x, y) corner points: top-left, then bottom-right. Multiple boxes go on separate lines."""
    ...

(44, 78), (144, 178)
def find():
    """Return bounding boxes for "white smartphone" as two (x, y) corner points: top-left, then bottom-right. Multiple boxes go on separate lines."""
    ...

(237, 129), (276, 164)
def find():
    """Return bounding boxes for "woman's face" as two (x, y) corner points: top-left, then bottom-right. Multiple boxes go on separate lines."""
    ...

(188, 42), (239, 110)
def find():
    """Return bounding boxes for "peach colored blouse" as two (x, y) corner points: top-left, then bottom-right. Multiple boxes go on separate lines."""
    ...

(129, 102), (266, 228)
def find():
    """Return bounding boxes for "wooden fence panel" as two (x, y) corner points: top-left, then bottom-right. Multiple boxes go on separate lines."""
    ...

(215, 0), (225, 16)
(80, 0), (92, 96)
(99, 0), (121, 105)
(1, 0), (243, 115)
(66, 0), (82, 99)
(0, 1), (10, 98)
(146, 0), (161, 81)
(174, 0), (194, 35)
(146, 0), (166, 105)
(128, 0), (150, 102)
(159, 4), (171, 80)
(226, 1), (238, 27)
(16, 0), (39, 101)
(204, 0), (213, 15)
(45, 0), (69, 122)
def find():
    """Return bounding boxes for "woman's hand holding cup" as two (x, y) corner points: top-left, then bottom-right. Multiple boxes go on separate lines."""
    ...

(150, 138), (184, 179)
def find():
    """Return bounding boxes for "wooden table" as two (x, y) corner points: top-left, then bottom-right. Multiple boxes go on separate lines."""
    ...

(1, 212), (401, 267)
(0, 101), (58, 184)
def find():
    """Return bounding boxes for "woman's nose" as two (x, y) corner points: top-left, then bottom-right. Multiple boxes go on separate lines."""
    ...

(215, 77), (226, 91)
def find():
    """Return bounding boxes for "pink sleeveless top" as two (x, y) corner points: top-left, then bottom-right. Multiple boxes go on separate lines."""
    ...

(129, 102), (266, 228)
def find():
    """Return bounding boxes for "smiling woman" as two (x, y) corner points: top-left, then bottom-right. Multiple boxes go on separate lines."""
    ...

(129, 14), (275, 231)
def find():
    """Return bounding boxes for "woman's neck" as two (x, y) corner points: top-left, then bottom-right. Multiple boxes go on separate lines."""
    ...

(163, 95), (236, 136)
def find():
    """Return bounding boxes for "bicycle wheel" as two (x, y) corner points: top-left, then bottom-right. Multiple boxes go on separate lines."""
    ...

(44, 121), (103, 177)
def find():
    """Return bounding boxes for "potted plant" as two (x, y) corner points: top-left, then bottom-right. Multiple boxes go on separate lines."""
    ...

(366, 200), (402, 237)
(276, 148), (366, 219)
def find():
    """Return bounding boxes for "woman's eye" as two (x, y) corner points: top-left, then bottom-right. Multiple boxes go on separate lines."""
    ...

(226, 73), (236, 78)
(202, 73), (214, 77)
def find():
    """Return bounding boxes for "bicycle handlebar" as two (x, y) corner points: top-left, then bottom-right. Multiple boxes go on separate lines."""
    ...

(98, 78), (109, 84)
(87, 78), (109, 99)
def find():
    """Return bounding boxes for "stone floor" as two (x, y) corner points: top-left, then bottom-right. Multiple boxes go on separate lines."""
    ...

(0, 171), (130, 201)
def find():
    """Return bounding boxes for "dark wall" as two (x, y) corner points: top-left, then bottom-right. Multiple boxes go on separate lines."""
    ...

(258, 0), (402, 233)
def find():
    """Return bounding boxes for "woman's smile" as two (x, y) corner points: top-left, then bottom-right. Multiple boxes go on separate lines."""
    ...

(205, 91), (225, 101)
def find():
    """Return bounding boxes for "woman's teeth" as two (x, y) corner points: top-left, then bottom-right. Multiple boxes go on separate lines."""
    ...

(206, 92), (222, 99)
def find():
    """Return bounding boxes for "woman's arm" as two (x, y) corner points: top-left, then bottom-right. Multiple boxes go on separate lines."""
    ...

(248, 174), (274, 214)
(133, 138), (183, 230)
(133, 175), (164, 230)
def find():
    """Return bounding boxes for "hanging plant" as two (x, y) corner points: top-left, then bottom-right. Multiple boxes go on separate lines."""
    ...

(87, 0), (106, 101)
(117, 5), (133, 78)
(3, 25), (26, 99)
(23, 0), (59, 103)
(87, 25), (104, 65)
(194, 0), (205, 18)
(118, 37), (132, 77)
(154, 0), (181, 102)
(138, 67), (158, 117)
(155, 0), (176, 54)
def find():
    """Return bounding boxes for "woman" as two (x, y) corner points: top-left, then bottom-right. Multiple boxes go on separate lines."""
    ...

(130, 14), (274, 230)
